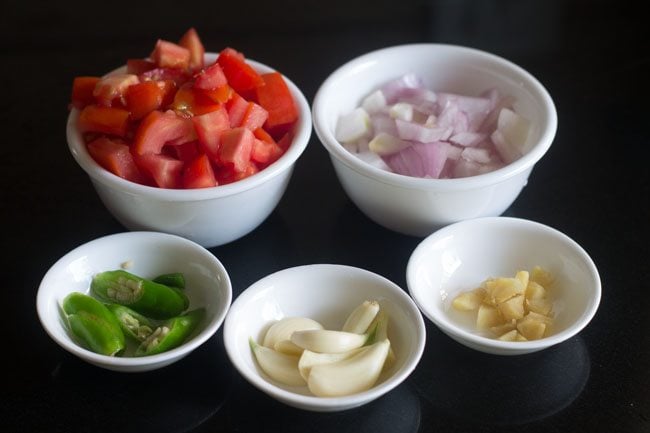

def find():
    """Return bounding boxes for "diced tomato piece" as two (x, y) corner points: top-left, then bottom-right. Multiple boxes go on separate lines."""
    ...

(140, 67), (190, 86)
(93, 73), (139, 107)
(125, 81), (169, 120)
(71, 77), (100, 109)
(134, 153), (184, 189)
(127, 59), (156, 75)
(198, 84), (232, 104)
(132, 110), (195, 155)
(170, 140), (200, 162)
(182, 154), (217, 188)
(255, 72), (298, 139)
(78, 105), (130, 137)
(194, 62), (227, 90)
(172, 82), (222, 116)
(219, 127), (254, 172)
(251, 138), (283, 165)
(217, 47), (264, 95)
(87, 136), (145, 183)
(226, 92), (248, 128)
(150, 40), (191, 70)
(178, 28), (205, 72)
(216, 162), (259, 185)
(253, 127), (275, 144)
(240, 102), (268, 131)
(277, 131), (294, 150)
(191, 107), (230, 162)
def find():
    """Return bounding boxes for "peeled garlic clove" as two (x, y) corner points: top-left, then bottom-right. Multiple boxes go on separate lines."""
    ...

(342, 300), (380, 334)
(291, 329), (369, 353)
(274, 339), (305, 356)
(262, 317), (323, 349)
(307, 339), (391, 397)
(298, 347), (364, 381)
(249, 337), (306, 386)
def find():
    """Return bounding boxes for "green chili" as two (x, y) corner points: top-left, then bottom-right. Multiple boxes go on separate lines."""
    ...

(62, 293), (125, 356)
(136, 308), (204, 356)
(91, 270), (189, 319)
(153, 273), (185, 289)
(106, 304), (156, 342)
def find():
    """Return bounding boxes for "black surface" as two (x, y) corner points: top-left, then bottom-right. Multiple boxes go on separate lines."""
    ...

(3, 1), (649, 432)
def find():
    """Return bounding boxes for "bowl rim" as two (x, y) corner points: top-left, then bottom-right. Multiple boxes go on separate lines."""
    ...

(223, 263), (426, 409)
(36, 231), (233, 367)
(67, 54), (312, 202)
(312, 43), (558, 191)
(406, 217), (601, 352)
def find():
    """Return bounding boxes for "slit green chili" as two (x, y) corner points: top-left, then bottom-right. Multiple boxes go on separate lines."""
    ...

(136, 308), (205, 356)
(91, 270), (189, 319)
(106, 304), (156, 342)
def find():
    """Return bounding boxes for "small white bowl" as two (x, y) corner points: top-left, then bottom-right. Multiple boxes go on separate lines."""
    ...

(36, 231), (232, 372)
(67, 54), (311, 248)
(223, 264), (426, 412)
(313, 44), (557, 236)
(406, 217), (601, 355)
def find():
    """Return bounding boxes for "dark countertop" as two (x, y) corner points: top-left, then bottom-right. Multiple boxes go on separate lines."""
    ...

(2, 1), (648, 432)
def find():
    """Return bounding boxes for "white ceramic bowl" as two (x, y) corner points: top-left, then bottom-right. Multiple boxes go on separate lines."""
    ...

(36, 231), (232, 372)
(406, 217), (600, 355)
(313, 44), (557, 236)
(223, 264), (426, 412)
(67, 54), (311, 248)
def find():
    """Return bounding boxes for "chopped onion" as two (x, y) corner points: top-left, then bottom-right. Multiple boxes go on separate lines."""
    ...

(335, 107), (371, 144)
(383, 142), (449, 179)
(368, 133), (411, 156)
(395, 118), (452, 143)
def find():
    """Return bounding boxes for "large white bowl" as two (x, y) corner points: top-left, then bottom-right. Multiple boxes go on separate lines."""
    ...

(406, 217), (601, 355)
(67, 54), (311, 248)
(313, 44), (557, 236)
(36, 231), (232, 372)
(223, 264), (426, 412)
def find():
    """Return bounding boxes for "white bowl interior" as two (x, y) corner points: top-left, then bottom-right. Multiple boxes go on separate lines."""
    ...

(314, 44), (557, 188)
(36, 232), (232, 371)
(407, 217), (600, 353)
(224, 264), (426, 411)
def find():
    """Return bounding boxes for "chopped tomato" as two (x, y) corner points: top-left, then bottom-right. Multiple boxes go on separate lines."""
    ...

(79, 105), (130, 137)
(150, 40), (191, 70)
(194, 62), (227, 90)
(93, 74), (139, 107)
(198, 84), (232, 104)
(71, 77), (100, 109)
(277, 131), (294, 150)
(140, 67), (190, 86)
(253, 127), (275, 144)
(172, 82), (222, 116)
(240, 102), (268, 131)
(170, 140), (200, 162)
(178, 28), (205, 72)
(216, 162), (259, 185)
(87, 137), (144, 183)
(191, 107), (230, 162)
(183, 154), (217, 188)
(226, 92), (248, 127)
(134, 153), (184, 189)
(127, 59), (155, 75)
(251, 138), (283, 165)
(219, 127), (254, 172)
(132, 110), (195, 155)
(124, 81), (168, 120)
(217, 47), (264, 95)
(255, 72), (298, 139)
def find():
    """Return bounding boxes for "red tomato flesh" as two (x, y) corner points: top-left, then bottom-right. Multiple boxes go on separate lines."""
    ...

(79, 105), (130, 137)
(194, 62), (227, 90)
(219, 127), (254, 173)
(183, 154), (217, 188)
(217, 48), (264, 95)
(255, 72), (298, 139)
(134, 153), (184, 189)
(226, 92), (249, 128)
(125, 81), (167, 120)
(127, 59), (156, 75)
(151, 40), (191, 70)
(87, 137), (144, 183)
(179, 28), (205, 72)
(133, 110), (195, 155)
(93, 74), (139, 107)
(192, 107), (230, 163)
(71, 76), (100, 109)
(240, 102), (269, 131)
